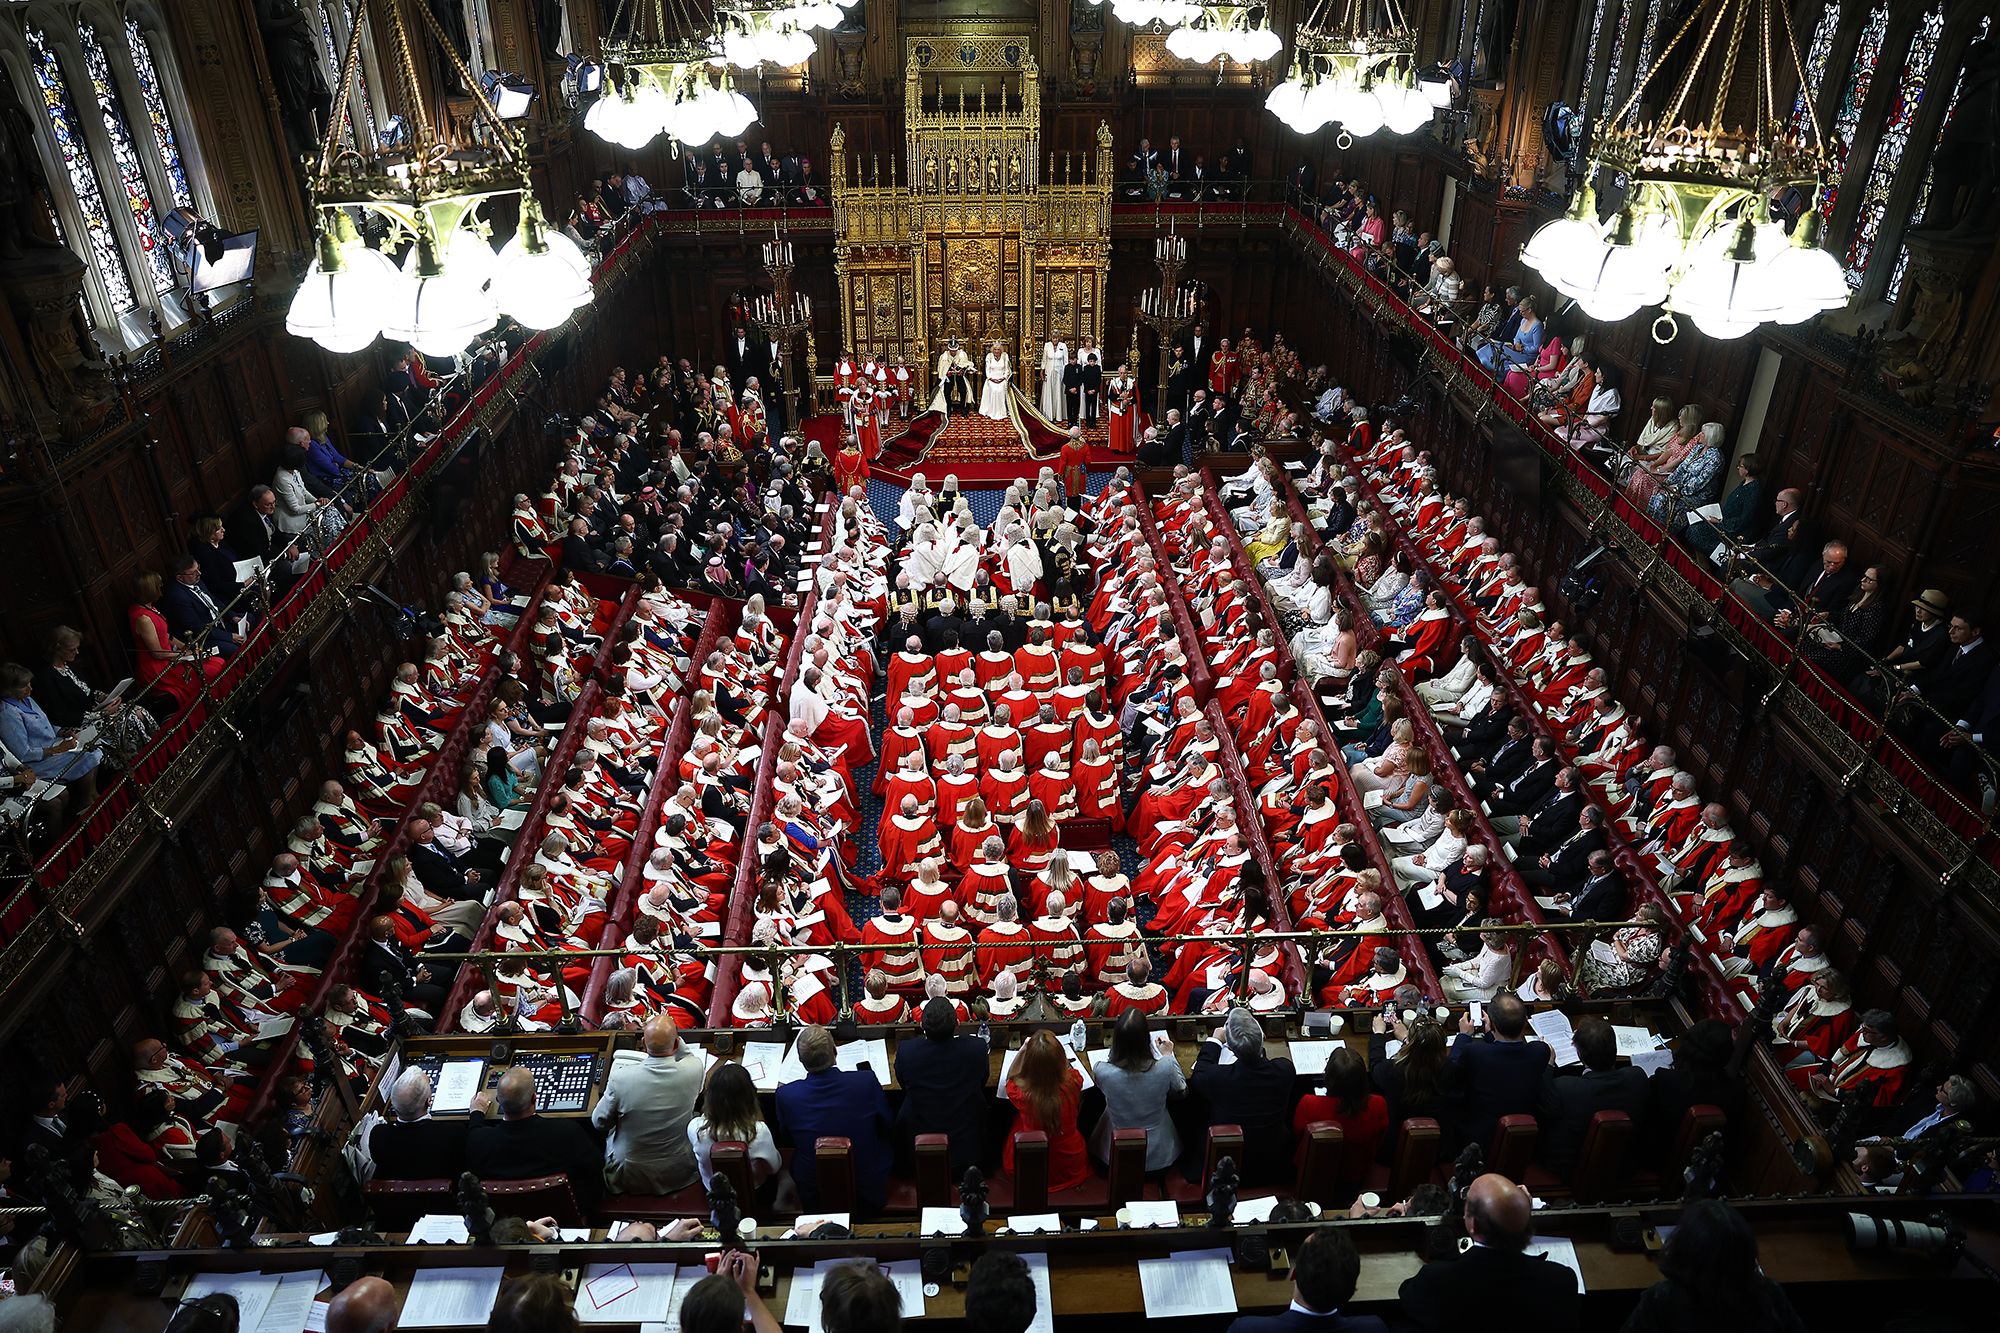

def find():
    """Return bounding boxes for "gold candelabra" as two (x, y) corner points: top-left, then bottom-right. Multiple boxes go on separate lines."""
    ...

(1133, 230), (1195, 426)
(741, 230), (814, 427)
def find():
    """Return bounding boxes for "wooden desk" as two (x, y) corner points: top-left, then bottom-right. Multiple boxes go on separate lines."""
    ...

(46, 1198), (2000, 1332)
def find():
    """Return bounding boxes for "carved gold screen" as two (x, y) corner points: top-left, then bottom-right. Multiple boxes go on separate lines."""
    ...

(827, 38), (1111, 399)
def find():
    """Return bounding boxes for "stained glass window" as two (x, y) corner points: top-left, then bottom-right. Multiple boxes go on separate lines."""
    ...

(80, 22), (175, 295)
(1600, 0), (1637, 120)
(126, 19), (192, 210)
(1844, 4), (1944, 288)
(314, 0), (379, 150)
(1581, 0), (1611, 123)
(1623, 0), (1666, 125)
(26, 26), (135, 312)
(1893, 17), (1994, 299)
(1789, 1), (1842, 141)
(1818, 3), (1891, 226)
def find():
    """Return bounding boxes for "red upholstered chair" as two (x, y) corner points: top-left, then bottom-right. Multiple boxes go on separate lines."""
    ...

(1293, 1119), (1345, 1204)
(484, 1175), (584, 1226)
(1165, 1123), (1246, 1203)
(814, 1137), (856, 1214)
(709, 1140), (753, 1209)
(1108, 1128), (1151, 1205)
(1570, 1109), (1636, 1204)
(1486, 1115), (1538, 1184)
(1385, 1116), (1443, 1201)
(914, 1133), (955, 1208)
(1671, 1104), (1728, 1172)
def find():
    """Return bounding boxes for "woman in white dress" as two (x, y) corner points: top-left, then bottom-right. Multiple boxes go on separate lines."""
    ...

(980, 342), (1013, 420)
(1039, 338), (1069, 420)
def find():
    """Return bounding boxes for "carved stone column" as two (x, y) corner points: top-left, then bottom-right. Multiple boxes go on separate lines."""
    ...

(0, 246), (114, 437)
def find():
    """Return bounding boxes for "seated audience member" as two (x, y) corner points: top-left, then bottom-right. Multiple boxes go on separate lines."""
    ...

(1369, 1011), (1461, 1131)
(491, 1273), (581, 1333)
(1449, 993), (1552, 1150)
(369, 1067), (471, 1181)
(1190, 1007), (1297, 1185)
(464, 1067), (606, 1209)
(1537, 1016), (1649, 1174)
(1620, 1199), (1808, 1333)
(999, 1029), (1090, 1194)
(688, 1061), (790, 1211)
(679, 1251), (782, 1333)
(894, 997), (991, 1179)
(1397, 1173), (1581, 1332)
(819, 1259), (904, 1333)
(1225, 1225), (1385, 1332)
(1291, 1046), (1389, 1200)
(0, 662), (103, 806)
(1090, 1008), (1186, 1176)
(591, 1015), (702, 1195)
(774, 1025), (893, 1214)
(323, 1276), (401, 1333)
(964, 1251), (1038, 1333)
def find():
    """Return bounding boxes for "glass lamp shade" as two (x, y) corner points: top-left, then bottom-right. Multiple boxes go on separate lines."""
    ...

(1237, 26), (1281, 62)
(1301, 78), (1342, 131)
(1332, 85), (1385, 137)
(1670, 255), (1784, 339)
(1265, 78), (1310, 126)
(1520, 214), (1601, 279)
(381, 265), (497, 358)
(1554, 238), (1672, 322)
(491, 235), (594, 329)
(706, 87), (758, 139)
(1382, 83), (1434, 135)
(1762, 241), (1850, 323)
(768, 27), (816, 64)
(434, 229), (499, 292)
(285, 239), (400, 353)
(583, 90), (621, 141)
(1164, 25), (1215, 62)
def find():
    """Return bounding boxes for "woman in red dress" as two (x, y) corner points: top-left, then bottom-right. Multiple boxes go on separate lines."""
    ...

(130, 572), (223, 712)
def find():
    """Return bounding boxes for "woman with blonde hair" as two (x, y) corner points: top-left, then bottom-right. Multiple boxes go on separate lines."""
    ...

(1000, 1028), (1091, 1192)
(1349, 716), (1415, 796)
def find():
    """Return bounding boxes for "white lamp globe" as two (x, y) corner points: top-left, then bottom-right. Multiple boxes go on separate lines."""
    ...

(1521, 212), (1601, 279)
(434, 228), (500, 292)
(1382, 83), (1434, 135)
(1164, 26), (1207, 61)
(1669, 259), (1781, 340)
(1761, 216), (1851, 323)
(1554, 240), (1670, 320)
(1337, 87), (1386, 137)
(286, 226), (401, 353)
(1240, 26), (1281, 62)
(708, 87), (758, 139)
(1301, 78), (1342, 131)
(492, 237), (593, 329)
(583, 89), (619, 141)
(1265, 78), (1310, 126)
(382, 240), (497, 358)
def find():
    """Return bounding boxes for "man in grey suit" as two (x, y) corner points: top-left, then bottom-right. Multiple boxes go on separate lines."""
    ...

(591, 1014), (703, 1194)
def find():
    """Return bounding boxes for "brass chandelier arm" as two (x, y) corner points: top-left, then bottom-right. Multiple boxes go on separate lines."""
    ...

(314, 0), (373, 182)
(406, 0), (529, 165)
(1707, 0), (1750, 130)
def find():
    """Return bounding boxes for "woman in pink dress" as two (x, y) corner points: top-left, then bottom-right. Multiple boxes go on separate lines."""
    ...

(1503, 330), (1566, 399)
(1623, 404), (1703, 509)
(129, 572), (223, 712)
(1349, 200), (1388, 259)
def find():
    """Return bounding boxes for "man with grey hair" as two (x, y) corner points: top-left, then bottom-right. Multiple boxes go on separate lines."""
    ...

(1188, 1005), (1297, 1185)
(1890, 1074), (1978, 1143)
(774, 1024), (893, 1213)
(367, 1066), (471, 1181)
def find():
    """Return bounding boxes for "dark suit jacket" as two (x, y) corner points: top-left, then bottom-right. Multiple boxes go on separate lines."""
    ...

(773, 1067), (894, 1213)
(160, 580), (231, 648)
(1458, 704), (1518, 761)
(357, 938), (423, 999)
(1538, 827), (1606, 892)
(1538, 1065), (1650, 1173)
(1564, 872), (1628, 924)
(1515, 788), (1583, 855)
(407, 840), (476, 901)
(1189, 1044), (1297, 1184)
(1225, 1308), (1388, 1333)
(191, 539), (243, 606)
(370, 1116), (472, 1181)
(225, 501), (288, 567)
(30, 663), (93, 729)
(464, 1112), (605, 1208)
(1397, 1242), (1582, 1333)
(1450, 1035), (1552, 1149)
(1917, 640), (1999, 720)
(1471, 734), (1532, 790)
(1486, 758), (1557, 816)
(894, 1034), (991, 1176)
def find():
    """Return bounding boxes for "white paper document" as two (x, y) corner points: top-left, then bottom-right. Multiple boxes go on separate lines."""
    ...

(1121, 1199), (1181, 1229)
(1137, 1247), (1237, 1318)
(1231, 1194), (1281, 1223)
(1022, 1253), (1056, 1333)
(255, 1016), (295, 1043)
(1526, 1236), (1587, 1291)
(400, 1266), (504, 1328)
(781, 1259), (925, 1331)
(1001, 1041), (1093, 1088)
(252, 1270), (327, 1333)
(431, 1059), (485, 1113)
(1284, 1040), (1343, 1075)
(1006, 1212), (1063, 1234)
(740, 1040), (791, 1091)
(578, 1262), (679, 1324)
(184, 1273), (281, 1330)
(1630, 1048), (1676, 1078)
(1611, 1024), (1662, 1058)
(920, 1205), (967, 1236)
(495, 808), (529, 830)
(835, 1038), (891, 1077)
(403, 1214), (471, 1245)
(1526, 1010), (1579, 1066)
(1416, 883), (1446, 912)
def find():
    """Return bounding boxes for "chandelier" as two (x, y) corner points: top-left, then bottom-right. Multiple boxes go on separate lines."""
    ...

(1264, 0), (1432, 141)
(1087, 0), (1202, 27)
(1163, 4), (1282, 65)
(286, 0), (590, 357)
(719, 0), (848, 70)
(586, 0), (758, 151)
(1520, 0), (1845, 342)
